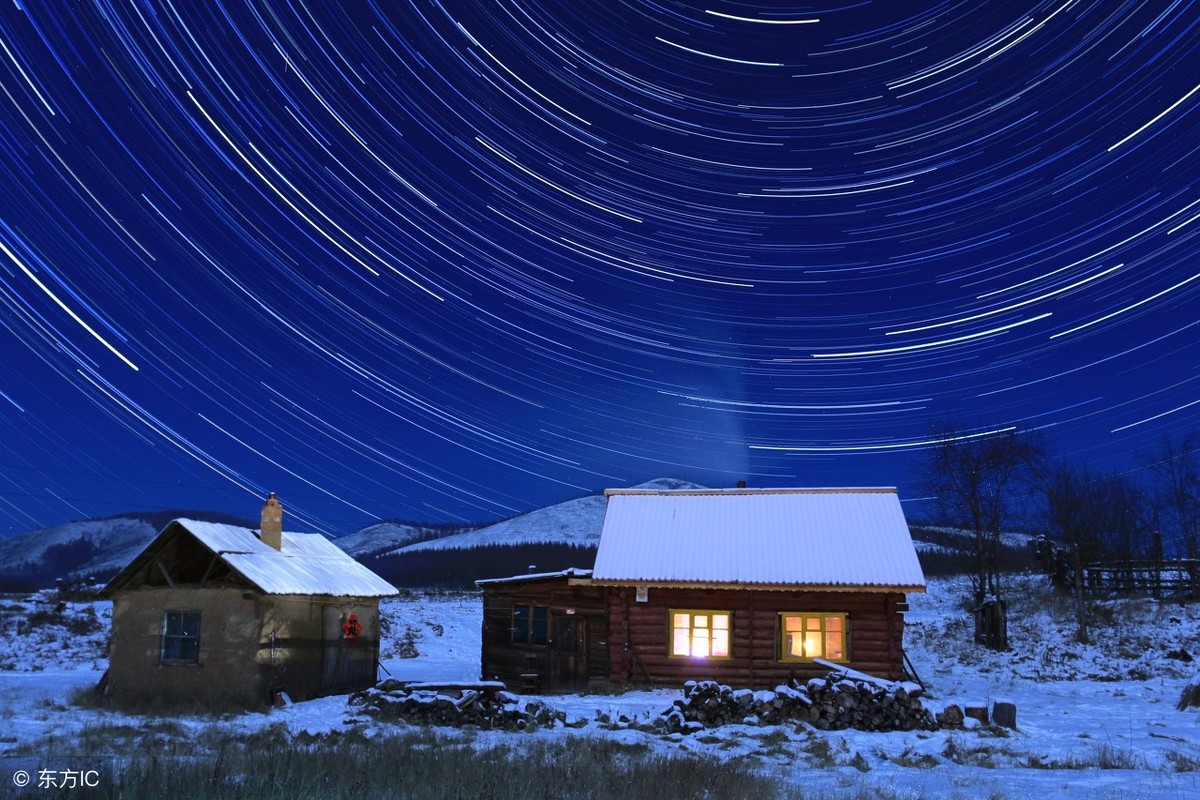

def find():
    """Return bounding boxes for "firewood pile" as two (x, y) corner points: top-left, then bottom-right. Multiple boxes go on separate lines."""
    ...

(348, 679), (565, 730)
(658, 669), (937, 733)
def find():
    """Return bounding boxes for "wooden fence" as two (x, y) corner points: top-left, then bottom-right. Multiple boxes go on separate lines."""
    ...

(1082, 560), (1200, 598)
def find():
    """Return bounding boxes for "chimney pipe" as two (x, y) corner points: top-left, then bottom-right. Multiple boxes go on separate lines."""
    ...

(261, 492), (283, 550)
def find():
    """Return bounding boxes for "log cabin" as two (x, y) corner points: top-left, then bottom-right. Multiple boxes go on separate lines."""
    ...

(478, 486), (925, 692)
(103, 494), (398, 706)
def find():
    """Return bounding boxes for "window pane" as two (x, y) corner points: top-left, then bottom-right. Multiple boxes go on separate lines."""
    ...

(673, 612), (689, 628)
(785, 616), (803, 633)
(712, 629), (729, 657)
(825, 616), (842, 632)
(825, 631), (843, 660)
(806, 617), (821, 631)
(804, 631), (823, 658)
(178, 637), (200, 661)
(693, 629), (710, 657)
(161, 611), (200, 662)
(694, 614), (708, 628)
(531, 607), (548, 645)
(162, 636), (181, 660)
(512, 606), (530, 643)
(673, 629), (691, 655)
(712, 614), (729, 630)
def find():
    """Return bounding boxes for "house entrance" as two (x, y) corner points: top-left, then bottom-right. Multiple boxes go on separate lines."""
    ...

(549, 616), (587, 693)
(322, 605), (374, 693)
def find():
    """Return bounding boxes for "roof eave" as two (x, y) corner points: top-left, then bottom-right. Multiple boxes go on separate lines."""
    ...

(590, 579), (926, 593)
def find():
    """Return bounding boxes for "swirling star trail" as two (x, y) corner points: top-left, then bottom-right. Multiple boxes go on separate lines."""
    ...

(1, 1), (1197, 533)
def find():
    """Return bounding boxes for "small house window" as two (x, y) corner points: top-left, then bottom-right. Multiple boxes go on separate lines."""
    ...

(161, 610), (201, 663)
(669, 610), (731, 658)
(779, 613), (847, 663)
(511, 605), (548, 645)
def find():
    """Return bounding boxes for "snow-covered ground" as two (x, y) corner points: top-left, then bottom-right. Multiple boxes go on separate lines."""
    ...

(1, 577), (1198, 799)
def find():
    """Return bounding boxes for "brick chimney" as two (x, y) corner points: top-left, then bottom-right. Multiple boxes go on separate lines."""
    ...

(260, 492), (283, 550)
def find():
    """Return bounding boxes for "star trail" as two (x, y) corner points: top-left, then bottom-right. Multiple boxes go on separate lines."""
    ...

(1, 1), (1198, 534)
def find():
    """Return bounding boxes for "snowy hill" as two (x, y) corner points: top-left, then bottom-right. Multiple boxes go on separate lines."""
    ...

(0, 517), (156, 591)
(382, 478), (708, 557)
(333, 521), (481, 559)
(0, 481), (995, 592)
(0, 511), (251, 592)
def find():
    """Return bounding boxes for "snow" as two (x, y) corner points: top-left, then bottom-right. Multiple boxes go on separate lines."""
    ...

(475, 567), (592, 586)
(385, 494), (608, 555)
(332, 521), (442, 558)
(593, 487), (927, 590)
(120, 519), (399, 598)
(2, 576), (1198, 798)
(382, 478), (708, 556)
(0, 517), (157, 583)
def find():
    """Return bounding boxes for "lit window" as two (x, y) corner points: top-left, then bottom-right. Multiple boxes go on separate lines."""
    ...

(780, 613), (847, 662)
(512, 605), (548, 645)
(161, 611), (201, 663)
(669, 610), (731, 658)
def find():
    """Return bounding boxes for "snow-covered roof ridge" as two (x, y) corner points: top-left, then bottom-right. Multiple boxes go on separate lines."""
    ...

(591, 486), (925, 592)
(114, 518), (399, 598)
(605, 486), (897, 496)
(474, 567), (593, 587)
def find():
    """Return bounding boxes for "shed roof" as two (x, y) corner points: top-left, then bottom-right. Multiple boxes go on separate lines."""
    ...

(591, 487), (925, 592)
(107, 518), (399, 598)
(475, 568), (593, 587)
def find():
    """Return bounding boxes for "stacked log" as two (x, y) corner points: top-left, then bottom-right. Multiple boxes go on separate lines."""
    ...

(348, 679), (566, 730)
(661, 669), (936, 733)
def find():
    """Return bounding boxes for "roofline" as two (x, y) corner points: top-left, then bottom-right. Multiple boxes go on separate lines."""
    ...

(104, 518), (399, 598)
(475, 568), (593, 587)
(603, 486), (898, 497)
(590, 579), (925, 593)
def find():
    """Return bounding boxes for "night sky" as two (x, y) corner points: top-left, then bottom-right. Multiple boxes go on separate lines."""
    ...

(2, 2), (1198, 536)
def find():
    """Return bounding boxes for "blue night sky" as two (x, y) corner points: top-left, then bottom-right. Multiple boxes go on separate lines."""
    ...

(1, 2), (1198, 535)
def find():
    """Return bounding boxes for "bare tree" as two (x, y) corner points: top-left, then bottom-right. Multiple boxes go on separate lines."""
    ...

(1034, 464), (1134, 643)
(1145, 432), (1200, 559)
(919, 421), (1043, 609)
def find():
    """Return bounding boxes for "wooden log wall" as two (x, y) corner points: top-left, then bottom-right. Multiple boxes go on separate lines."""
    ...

(479, 578), (608, 692)
(607, 586), (909, 688)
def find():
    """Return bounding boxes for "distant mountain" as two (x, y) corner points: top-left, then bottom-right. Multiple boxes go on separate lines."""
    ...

(0, 509), (261, 592)
(332, 520), (481, 559)
(363, 478), (711, 588)
(381, 478), (709, 557)
(0, 480), (991, 592)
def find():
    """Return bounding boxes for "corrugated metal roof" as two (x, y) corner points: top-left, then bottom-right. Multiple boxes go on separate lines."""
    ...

(590, 488), (926, 591)
(178, 519), (399, 597)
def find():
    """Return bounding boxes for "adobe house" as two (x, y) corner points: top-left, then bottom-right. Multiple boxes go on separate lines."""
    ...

(103, 494), (398, 706)
(478, 487), (925, 692)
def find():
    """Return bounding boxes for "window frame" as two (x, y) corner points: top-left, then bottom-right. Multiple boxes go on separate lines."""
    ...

(667, 608), (733, 659)
(778, 611), (849, 664)
(160, 609), (202, 664)
(510, 604), (549, 646)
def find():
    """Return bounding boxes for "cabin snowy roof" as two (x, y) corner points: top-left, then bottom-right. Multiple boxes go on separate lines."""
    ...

(474, 568), (593, 587)
(106, 518), (399, 598)
(591, 487), (926, 592)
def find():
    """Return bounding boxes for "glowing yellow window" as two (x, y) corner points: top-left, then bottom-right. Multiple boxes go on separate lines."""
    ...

(669, 610), (731, 658)
(780, 613), (847, 663)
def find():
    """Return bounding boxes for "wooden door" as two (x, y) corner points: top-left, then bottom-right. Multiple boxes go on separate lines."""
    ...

(550, 616), (587, 692)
